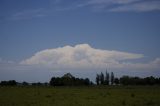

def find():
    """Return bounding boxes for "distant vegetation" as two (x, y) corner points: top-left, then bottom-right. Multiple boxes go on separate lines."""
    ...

(0, 71), (160, 86)
(49, 73), (92, 86)
(1, 72), (160, 106)
(96, 71), (160, 86)
(0, 80), (17, 86)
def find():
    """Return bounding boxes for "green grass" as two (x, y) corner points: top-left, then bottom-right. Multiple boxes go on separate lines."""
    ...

(0, 86), (160, 106)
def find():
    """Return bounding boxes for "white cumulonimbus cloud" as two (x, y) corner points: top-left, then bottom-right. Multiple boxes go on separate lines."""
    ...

(20, 44), (160, 70)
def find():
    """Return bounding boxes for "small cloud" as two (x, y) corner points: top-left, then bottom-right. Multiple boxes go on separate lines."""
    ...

(109, 0), (160, 12)
(87, 0), (140, 5)
(0, 58), (15, 64)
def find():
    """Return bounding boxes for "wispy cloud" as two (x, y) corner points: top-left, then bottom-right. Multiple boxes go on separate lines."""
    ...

(20, 44), (160, 70)
(52, 0), (160, 12)
(87, 0), (140, 5)
(6, 0), (160, 21)
(109, 0), (160, 12)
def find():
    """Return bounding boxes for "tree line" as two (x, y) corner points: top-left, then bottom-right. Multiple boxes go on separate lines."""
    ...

(0, 80), (49, 86)
(0, 80), (17, 86)
(49, 73), (93, 86)
(1, 72), (160, 86)
(120, 76), (160, 85)
(0, 73), (93, 86)
(96, 71), (160, 85)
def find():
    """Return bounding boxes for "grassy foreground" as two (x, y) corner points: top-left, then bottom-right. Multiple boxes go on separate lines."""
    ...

(0, 86), (160, 106)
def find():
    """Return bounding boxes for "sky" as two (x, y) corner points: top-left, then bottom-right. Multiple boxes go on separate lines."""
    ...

(0, 0), (160, 82)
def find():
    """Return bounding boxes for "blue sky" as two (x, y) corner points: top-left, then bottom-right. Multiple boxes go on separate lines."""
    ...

(0, 0), (160, 82)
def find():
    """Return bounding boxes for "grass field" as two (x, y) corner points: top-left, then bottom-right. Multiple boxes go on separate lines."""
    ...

(0, 86), (160, 106)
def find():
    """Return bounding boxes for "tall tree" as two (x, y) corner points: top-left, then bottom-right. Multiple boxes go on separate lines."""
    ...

(111, 72), (114, 85)
(96, 74), (100, 85)
(105, 70), (109, 85)
(100, 72), (104, 85)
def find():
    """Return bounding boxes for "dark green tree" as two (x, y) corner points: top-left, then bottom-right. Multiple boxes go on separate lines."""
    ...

(0, 80), (17, 86)
(22, 81), (28, 86)
(100, 72), (105, 85)
(84, 78), (90, 85)
(96, 74), (100, 85)
(105, 71), (109, 85)
(111, 72), (114, 85)
(50, 73), (91, 86)
(114, 78), (119, 85)
(49, 77), (56, 86)
(120, 76), (130, 85)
